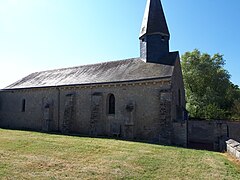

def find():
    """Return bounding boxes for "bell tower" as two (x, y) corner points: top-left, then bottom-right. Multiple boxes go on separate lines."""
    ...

(140, 0), (170, 64)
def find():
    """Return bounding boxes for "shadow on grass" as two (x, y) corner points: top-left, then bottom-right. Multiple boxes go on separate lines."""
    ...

(0, 127), (219, 153)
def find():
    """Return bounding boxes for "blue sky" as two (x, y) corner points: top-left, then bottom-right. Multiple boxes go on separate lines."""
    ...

(0, 0), (239, 88)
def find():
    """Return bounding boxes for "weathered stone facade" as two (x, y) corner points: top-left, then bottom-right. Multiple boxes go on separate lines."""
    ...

(0, 0), (187, 146)
(0, 76), (186, 146)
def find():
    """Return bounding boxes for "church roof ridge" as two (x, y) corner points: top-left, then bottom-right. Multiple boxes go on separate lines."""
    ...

(30, 57), (143, 75)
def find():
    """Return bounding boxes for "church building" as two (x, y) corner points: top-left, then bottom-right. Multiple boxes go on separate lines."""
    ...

(0, 0), (187, 146)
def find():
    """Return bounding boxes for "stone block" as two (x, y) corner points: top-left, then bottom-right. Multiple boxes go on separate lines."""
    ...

(226, 139), (240, 160)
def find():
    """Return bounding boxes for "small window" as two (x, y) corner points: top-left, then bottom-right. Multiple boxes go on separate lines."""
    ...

(22, 99), (26, 112)
(178, 89), (181, 106)
(161, 36), (165, 41)
(108, 94), (115, 115)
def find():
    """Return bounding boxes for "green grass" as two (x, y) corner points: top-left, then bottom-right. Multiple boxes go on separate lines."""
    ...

(0, 129), (239, 179)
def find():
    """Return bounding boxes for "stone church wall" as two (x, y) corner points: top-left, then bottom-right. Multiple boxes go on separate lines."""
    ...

(57, 79), (174, 142)
(0, 88), (59, 131)
(0, 78), (187, 146)
(170, 57), (187, 147)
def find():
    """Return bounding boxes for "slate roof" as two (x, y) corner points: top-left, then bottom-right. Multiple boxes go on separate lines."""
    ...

(140, 0), (170, 38)
(4, 52), (178, 90)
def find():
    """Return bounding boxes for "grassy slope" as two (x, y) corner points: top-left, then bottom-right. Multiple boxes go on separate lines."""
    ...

(0, 129), (239, 180)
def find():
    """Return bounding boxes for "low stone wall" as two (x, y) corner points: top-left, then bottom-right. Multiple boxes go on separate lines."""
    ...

(226, 121), (240, 142)
(188, 120), (228, 151)
(188, 120), (240, 151)
(226, 139), (240, 160)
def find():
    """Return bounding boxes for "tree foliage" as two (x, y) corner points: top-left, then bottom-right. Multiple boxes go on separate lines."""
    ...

(181, 49), (240, 120)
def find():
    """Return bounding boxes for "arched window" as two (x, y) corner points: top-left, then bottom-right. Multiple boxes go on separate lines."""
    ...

(22, 99), (26, 112)
(108, 94), (115, 115)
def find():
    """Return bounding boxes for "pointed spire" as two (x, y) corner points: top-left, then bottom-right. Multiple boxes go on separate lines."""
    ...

(139, 0), (170, 39)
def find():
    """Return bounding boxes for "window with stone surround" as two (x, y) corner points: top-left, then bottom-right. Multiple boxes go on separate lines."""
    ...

(176, 89), (183, 120)
(108, 94), (115, 115)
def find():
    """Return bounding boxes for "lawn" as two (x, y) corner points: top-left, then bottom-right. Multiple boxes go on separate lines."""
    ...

(0, 129), (239, 179)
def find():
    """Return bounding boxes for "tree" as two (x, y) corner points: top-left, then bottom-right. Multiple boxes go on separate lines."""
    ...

(232, 99), (240, 120)
(181, 49), (240, 120)
(229, 86), (240, 120)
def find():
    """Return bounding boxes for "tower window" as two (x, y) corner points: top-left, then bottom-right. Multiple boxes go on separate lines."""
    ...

(108, 94), (115, 115)
(22, 99), (26, 112)
(161, 36), (165, 41)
